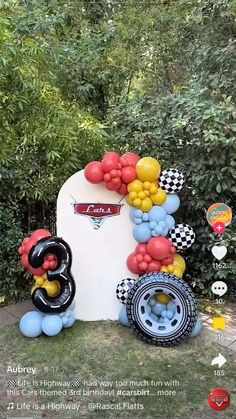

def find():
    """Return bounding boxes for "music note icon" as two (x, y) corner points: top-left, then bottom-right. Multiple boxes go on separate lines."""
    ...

(7, 402), (14, 410)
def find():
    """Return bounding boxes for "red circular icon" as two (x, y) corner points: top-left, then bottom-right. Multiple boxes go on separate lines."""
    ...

(213, 222), (225, 234)
(208, 388), (230, 411)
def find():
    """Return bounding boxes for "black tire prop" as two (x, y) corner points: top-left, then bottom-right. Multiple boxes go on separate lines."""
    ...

(126, 272), (197, 346)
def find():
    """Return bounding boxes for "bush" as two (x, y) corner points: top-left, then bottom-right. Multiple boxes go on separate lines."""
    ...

(0, 206), (29, 301)
(108, 84), (236, 296)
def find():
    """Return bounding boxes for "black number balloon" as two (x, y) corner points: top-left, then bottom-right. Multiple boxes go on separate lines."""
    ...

(28, 236), (76, 314)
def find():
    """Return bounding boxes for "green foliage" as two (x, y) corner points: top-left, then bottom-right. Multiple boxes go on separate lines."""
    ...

(0, 205), (27, 300)
(0, 9), (108, 299)
(1, 0), (236, 299)
(108, 85), (236, 295)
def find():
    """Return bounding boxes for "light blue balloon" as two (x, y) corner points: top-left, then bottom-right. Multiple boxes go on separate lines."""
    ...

(161, 309), (167, 318)
(148, 296), (157, 307)
(162, 227), (169, 236)
(166, 215), (175, 229)
(152, 302), (166, 316)
(133, 223), (152, 243)
(19, 311), (43, 338)
(68, 300), (76, 311)
(119, 306), (131, 328)
(62, 316), (69, 326)
(167, 301), (176, 312)
(162, 194), (180, 215)
(134, 217), (143, 225)
(42, 315), (63, 336)
(149, 221), (157, 229)
(159, 317), (169, 324)
(65, 309), (73, 318)
(159, 220), (166, 228)
(145, 304), (152, 314)
(149, 206), (167, 222)
(190, 319), (202, 338)
(150, 312), (159, 322)
(130, 208), (142, 222)
(166, 310), (175, 320)
(129, 208), (136, 221)
(63, 313), (76, 328)
(154, 225), (163, 235)
(130, 208), (143, 221)
(142, 213), (149, 222)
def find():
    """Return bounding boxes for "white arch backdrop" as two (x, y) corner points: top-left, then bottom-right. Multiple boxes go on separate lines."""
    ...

(57, 170), (137, 320)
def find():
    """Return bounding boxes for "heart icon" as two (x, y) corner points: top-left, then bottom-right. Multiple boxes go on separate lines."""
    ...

(211, 245), (227, 261)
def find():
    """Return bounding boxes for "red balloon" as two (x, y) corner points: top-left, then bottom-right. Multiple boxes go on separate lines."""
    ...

(84, 161), (104, 184)
(101, 152), (120, 172)
(21, 253), (29, 269)
(31, 229), (51, 239)
(105, 181), (118, 191)
(147, 237), (175, 260)
(136, 244), (147, 254)
(120, 153), (140, 167)
(139, 261), (148, 271)
(29, 266), (46, 276)
(162, 256), (174, 266)
(111, 177), (121, 187)
(117, 184), (128, 195)
(42, 260), (50, 270)
(147, 261), (161, 272)
(127, 253), (140, 274)
(121, 166), (137, 183)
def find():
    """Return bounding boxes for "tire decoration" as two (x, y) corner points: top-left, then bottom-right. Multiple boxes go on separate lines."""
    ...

(126, 272), (197, 346)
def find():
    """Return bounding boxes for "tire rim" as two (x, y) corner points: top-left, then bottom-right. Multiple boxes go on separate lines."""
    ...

(134, 283), (188, 337)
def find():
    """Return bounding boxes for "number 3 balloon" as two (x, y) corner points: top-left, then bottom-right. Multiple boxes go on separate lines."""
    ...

(28, 237), (76, 314)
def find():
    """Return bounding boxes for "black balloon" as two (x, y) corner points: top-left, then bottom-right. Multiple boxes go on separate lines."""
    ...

(28, 236), (76, 314)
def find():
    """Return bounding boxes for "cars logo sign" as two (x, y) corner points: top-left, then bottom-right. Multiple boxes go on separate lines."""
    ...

(74, 203), (123, 229)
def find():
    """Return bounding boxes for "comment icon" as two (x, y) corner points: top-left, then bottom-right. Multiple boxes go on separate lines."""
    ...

(211, 281), (228, 297)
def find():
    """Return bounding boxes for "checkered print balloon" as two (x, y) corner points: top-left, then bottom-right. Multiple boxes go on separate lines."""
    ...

(116, 278), (135, 304)
(159, 168), (184, 194)
(169, 223), (195, 250)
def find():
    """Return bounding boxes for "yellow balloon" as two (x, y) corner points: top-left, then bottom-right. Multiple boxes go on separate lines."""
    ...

(173, 266), (184, 278)
(140, 197), (153, 212)
(133, 198), (142, 207)
(126, 194), (133, 206)
(136, 157), (161, 182)
(155, 293), (171, 304)
(150, 187), (167, 205)
(43, 280), (61, 297)
(173, 254), (186, 271)
(127, 179), (143, 193)
(160, 266), (168, 273)
(167, 264), (174, 273)
(34, 275), (46, 286)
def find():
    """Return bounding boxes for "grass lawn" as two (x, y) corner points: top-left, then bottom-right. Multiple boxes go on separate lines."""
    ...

(0, 321), (235, 418)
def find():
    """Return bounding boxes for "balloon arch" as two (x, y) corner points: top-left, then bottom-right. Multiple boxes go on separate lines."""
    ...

(18, 152), (201, 345)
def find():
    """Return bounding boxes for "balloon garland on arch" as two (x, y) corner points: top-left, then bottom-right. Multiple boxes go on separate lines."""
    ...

(85, 152), (201, 346)
(84, 152), (195, 278)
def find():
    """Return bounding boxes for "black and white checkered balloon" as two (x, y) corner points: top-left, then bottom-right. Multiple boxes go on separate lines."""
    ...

(169, 223), (195, 250)
(116, 278), (135, 304)
(159, 168), (184, 193)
